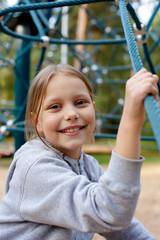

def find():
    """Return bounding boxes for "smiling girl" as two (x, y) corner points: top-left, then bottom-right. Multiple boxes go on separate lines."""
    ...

(0, 64), (158, 240)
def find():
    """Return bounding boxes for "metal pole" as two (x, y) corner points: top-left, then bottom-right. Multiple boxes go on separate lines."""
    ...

(14, 24), (31, 151)
(61, 6), (69, 64)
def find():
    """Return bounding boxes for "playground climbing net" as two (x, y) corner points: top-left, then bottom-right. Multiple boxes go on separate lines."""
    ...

(0, 0), (160, 152)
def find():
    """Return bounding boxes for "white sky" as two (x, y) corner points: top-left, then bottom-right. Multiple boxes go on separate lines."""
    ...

(136, 0), (158, 24)
(7, 0), (17, 6)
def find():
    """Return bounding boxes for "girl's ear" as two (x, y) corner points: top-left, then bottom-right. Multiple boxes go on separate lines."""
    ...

(93, 101), (96, 110)
(30, 112), (43, 133)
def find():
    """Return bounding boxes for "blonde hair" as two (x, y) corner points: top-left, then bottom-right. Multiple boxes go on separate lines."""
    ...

(25, 64), (94, 141)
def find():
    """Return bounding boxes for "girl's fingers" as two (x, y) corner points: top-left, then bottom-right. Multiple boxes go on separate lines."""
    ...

(130, 71), (159, 89)
(131, 69), (159, 84)
(151, 84), (159, 101)
(134, 68), (148, 76)
(145, 76), (159, 100)
(126, 73), (159, 102)
(152, 74), (159, 84)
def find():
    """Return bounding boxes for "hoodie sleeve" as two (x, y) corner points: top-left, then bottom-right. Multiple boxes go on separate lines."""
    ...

(100, 217), (156, 240)
(19, 150), (144, 233)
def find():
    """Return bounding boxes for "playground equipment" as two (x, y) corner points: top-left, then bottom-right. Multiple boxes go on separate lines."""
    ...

(0, 0), (160, 152)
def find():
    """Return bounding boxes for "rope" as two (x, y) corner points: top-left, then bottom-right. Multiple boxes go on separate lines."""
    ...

(34, 47), (47, 76)
(0, 0), (128, 44)
(0, 0), (114, 17)
(25, 0), (46, 36)
(119, 0), (160, 150)
(127, 1), (160, 91)
(0, 22), (127, 45)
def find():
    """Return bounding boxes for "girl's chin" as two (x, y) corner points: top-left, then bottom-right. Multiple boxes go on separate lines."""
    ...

(57, 145), (83, 157)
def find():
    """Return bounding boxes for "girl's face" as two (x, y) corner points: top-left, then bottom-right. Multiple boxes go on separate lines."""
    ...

(36, 74), (95, 159)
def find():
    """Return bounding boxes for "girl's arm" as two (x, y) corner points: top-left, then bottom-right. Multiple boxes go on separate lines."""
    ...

(114, 68), (159, 159)
(100, 217), (156, 240)
(19, 150), (143, 233)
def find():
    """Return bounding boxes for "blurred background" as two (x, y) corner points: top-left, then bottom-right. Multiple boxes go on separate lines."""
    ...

(0, 0), (160, 153)
(0, 1), (160, 239)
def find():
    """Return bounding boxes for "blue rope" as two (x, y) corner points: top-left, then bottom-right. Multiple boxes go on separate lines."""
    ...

(119, 0), (160, 151)
(0, 22), (127, 45)
(0, 0), (127, 44)
(0, 0), (113, 17)
(34, 47), (47, 76)
(25, 0), (46, 36)
(127, 1), (160, 91)
(119, 1), (143, 72)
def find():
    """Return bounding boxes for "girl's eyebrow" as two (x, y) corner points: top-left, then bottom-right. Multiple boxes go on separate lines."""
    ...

(43, 97), (61, 107)
(45, 97), (61, 102)
(45, 92), (90, 101)
(74, 93), (91, 98)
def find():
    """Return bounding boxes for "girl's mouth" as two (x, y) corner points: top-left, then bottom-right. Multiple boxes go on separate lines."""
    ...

(59, 125), (86, 134)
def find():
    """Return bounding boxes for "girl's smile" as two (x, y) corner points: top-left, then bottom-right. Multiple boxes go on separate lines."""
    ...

(36, 73), (95, 159)
(58, 125), (86, 135)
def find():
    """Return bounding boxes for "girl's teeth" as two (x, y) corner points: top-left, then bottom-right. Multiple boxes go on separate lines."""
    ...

(64, 128), (79, 133)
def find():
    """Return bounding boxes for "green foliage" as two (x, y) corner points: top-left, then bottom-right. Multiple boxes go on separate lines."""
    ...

(0, 68), (14, 100)
(95, 84), (117, 113)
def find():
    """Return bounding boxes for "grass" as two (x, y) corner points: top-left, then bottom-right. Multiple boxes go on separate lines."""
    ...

(0, 157), (13, 168)
(91, 150), (160, 165)
(91, 153), (111, 165)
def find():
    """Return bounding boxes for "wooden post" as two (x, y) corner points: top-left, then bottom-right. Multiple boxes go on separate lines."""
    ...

(74, 4), (88, 70)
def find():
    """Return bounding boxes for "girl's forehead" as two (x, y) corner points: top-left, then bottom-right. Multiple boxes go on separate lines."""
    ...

(50, 73), (81, 80)
(48, 74), (87, 88)
(44, 72), (93, 100)
(44, 74), (92, 99)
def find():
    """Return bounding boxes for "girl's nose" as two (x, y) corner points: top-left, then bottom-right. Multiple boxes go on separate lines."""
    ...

(64, 106), (79, 121)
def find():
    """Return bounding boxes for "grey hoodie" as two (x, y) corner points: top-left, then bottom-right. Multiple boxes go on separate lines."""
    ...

(0, 139), (155, 240)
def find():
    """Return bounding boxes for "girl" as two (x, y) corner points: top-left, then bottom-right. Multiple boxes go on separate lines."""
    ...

(0, 64), (158, 240)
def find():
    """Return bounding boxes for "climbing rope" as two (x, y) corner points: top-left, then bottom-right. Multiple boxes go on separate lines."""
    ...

(118, 0), (160, 150)
(127, 1), (160, 91)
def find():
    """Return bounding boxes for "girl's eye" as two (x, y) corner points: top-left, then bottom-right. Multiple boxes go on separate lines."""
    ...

(50, 104), (60, 110)
(76, 100), (87, 106)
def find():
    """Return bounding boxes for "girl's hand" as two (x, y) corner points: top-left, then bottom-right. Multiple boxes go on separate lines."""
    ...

(122, 68), (159, 129)
(115, 68), (159, 159)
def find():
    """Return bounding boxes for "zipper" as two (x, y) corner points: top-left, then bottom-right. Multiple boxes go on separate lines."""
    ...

(77, 159), (82, 175)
